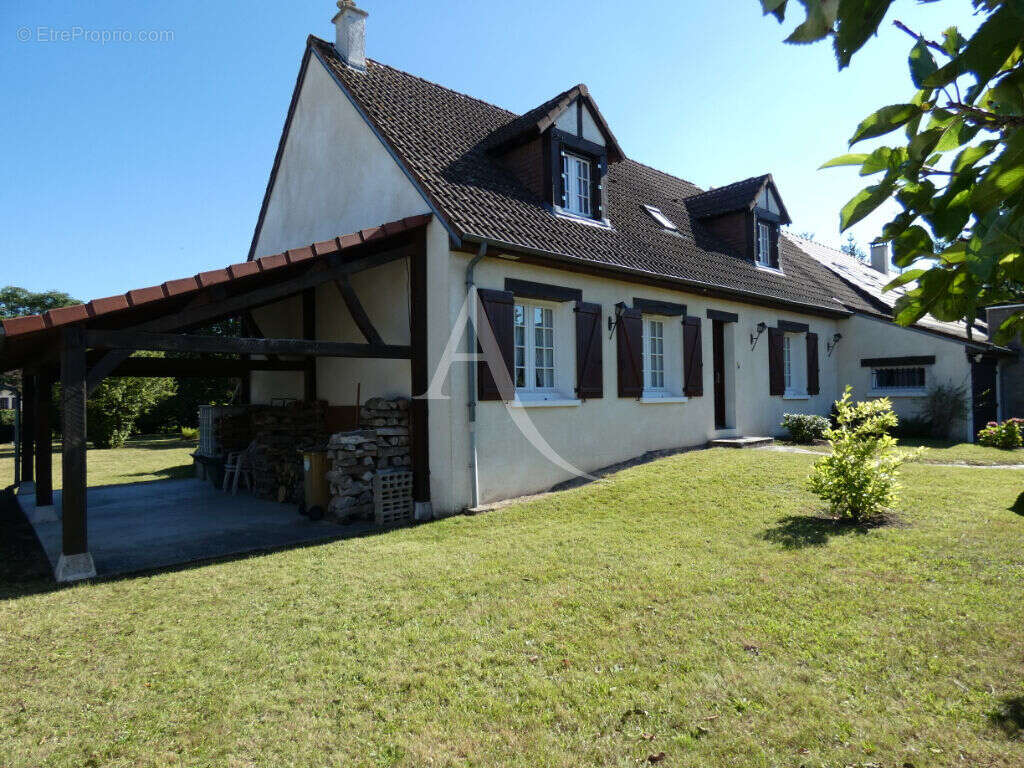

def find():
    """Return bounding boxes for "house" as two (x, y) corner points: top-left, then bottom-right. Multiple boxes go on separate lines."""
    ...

(0, 3), (1016, 580)
(245, 3), (1012, 510)
(0, 387), (14, 412)
(790, 234), (1008, 435)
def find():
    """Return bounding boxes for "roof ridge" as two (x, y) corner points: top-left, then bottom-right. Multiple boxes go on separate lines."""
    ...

(687, 173), (770, 200)
(311, 36), (521, 118)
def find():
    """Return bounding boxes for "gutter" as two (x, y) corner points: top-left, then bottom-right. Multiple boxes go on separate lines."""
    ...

(465, 241), (488, 509)
(458, 233), (851, 321)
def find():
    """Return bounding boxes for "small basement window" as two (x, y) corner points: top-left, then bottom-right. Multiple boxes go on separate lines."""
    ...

(871, 366), (926, 391)
(643, 205), (677, 231)
(562, 153), (592, 217)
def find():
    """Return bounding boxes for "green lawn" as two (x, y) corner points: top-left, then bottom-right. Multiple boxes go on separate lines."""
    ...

(0, 436), (196, 489)
(778, 438), (1024, 466)
(2, 449), (1023, 767)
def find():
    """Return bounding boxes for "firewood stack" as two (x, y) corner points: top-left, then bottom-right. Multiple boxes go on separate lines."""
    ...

(249, 401), (327, 504)
(326, 397), (411, 522)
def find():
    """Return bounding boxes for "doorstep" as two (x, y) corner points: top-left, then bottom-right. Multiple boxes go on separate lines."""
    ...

(709, 436), (775, 449)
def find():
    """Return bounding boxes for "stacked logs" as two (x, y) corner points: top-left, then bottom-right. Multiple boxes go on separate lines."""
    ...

(249, 401), (327, 504)
(326, 397), (411, 522)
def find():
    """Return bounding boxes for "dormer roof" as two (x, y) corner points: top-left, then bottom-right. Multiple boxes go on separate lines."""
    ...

(484, 84), (625, 163)
(685, 174), (792, 225)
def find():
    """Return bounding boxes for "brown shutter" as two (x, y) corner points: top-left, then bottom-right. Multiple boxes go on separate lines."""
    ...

(806, 332), (820, 396)
(768, 327), (785, 396)
(683, 316), (703, 397)
(770, 224), (780, 268)
(477, 288), (515, 401)
(616, 305), (643, 398)
(574, 301), (603, 399)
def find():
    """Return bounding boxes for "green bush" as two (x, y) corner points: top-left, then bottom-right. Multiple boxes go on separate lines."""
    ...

(808, 387), (921, 522)
(0, 409), (13, 427)
(88, 374), (176, 449)
(180, 426), (199, 441)
(781, 413), (830, 444)
(977, 418), (1024, 449)
(917, 382), (969, 440)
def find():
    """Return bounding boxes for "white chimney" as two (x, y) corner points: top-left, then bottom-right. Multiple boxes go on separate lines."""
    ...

(333, 0), (368, 71)
(869, 241), (890, 275)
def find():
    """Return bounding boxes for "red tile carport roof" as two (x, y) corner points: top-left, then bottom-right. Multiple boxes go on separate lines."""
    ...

(0, 214), (432, 349)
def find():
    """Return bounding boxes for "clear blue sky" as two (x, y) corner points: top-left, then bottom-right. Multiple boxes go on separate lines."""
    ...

(1, 0), (981, 302)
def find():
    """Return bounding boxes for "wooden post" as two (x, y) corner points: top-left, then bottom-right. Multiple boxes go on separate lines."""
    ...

(19, 371), (35, 484)
(409, 230), (431, 507)
(302, 288), (317, 403)
(34, 369), (53, 507)
(60, 329), (88, 557)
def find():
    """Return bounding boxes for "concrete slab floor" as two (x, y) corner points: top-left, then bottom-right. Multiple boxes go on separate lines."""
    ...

(18, 478), (369, 579)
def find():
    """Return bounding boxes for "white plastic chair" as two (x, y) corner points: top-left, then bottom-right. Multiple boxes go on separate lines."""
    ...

(222, 441), (257, 494)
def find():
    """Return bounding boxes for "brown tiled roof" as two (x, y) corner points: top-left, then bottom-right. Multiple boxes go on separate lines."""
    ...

(685, 175), (771, 218)
(0, 215), (431, 370)
(309, 38), (872, 317)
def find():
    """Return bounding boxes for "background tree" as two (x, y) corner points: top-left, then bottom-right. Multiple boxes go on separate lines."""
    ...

(0, 286), (177, 445)
(760, 1), (1024, 341)
(840, 232), (868, 261)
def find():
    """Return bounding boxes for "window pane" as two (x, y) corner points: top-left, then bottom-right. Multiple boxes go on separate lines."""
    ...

(783, 335), (792, 389)
(514, 305), (527, 389)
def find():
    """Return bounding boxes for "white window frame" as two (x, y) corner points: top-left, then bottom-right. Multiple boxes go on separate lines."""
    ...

(756, 221), (772, 267)
(643, 205), (677, 231)
(514, 302), (558, 395)
(869, 366), (928, 396)
(643, 318), (667, 393)
(562, 152), (592, 217)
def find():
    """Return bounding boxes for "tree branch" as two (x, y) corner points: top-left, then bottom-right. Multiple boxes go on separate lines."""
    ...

(893, 19), (947, 56)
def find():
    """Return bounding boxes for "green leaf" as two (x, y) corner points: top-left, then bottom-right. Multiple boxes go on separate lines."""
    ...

(833, 0), (894, 68)
(849, 103), (922, 145)
(927, 188), (972, 241)
(960, 7), (1023, 94)
(860, 146), (901, 175)
(909, 40), (938, 88)
(935, 117), (979, 153)
(941, 26), (966, 57)
(891, 225), (934, 266)
(896, 180), (936, 212)
(785, 0), (837, 44)
(840, 182), (894, 231)
(819, 153), (869, 169)
(971, 128), (1024, 214)
(908, 128), (943, 163)
(884, 268), (926, 290)
(952, 140), (999, 173)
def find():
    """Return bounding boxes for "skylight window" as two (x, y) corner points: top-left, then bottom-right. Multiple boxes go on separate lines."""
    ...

(643, 205), (677, 231)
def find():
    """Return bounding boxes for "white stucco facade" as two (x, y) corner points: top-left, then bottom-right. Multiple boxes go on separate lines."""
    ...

(244, 45), (995, 517)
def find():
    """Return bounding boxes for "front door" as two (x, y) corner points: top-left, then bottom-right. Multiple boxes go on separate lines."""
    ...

(713, 320), (726, 429)
(972, 356), (999, 436)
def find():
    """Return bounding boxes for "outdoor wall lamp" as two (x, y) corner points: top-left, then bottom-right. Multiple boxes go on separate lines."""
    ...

(608, 302), (627, 338)
(750, 322), (768, 350)
(827, 332), (843, 357)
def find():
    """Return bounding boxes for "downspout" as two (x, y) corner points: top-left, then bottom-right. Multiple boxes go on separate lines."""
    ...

(465, 241), (488, 509)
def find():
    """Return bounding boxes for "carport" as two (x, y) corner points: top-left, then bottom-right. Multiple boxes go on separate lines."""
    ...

(0, 214), (432, 581)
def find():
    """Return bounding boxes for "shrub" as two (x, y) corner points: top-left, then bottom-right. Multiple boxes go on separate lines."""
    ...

(180, 426), (199, 441)
(0, 409), (13, 427)
(977, 418), (1024, 449)
(781, 413), (830, 444)
(917, 382), (969, 440)
(808, 387), (920, 522)
(892, 414), (933, 440)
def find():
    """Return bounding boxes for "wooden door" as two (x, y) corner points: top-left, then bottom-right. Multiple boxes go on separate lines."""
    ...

(713, 320), (726, 429)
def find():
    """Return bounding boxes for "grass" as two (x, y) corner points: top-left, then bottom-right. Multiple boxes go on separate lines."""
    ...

(778, 437), (1024, 465)
(2, 449), (1024, 767)
(0, 435), (197, 489)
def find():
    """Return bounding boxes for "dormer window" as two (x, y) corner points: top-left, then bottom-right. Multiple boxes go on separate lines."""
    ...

(756, 221), (772, 267)
(563, 153), (592, 216)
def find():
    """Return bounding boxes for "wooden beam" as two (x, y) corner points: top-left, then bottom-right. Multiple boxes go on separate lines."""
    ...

(60, 328), (88, 556)
(334, 275), (383, 345)
(83, 330), (412, 359)
(19, 371), (34, 484)
(244, 311), (279, 362)
(108, 357), (307, 378)
(129, 241), (417, 335)
(409, 229), (430, 504)
(34, 369), (53, 507)
(302, 288), (317, 402)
